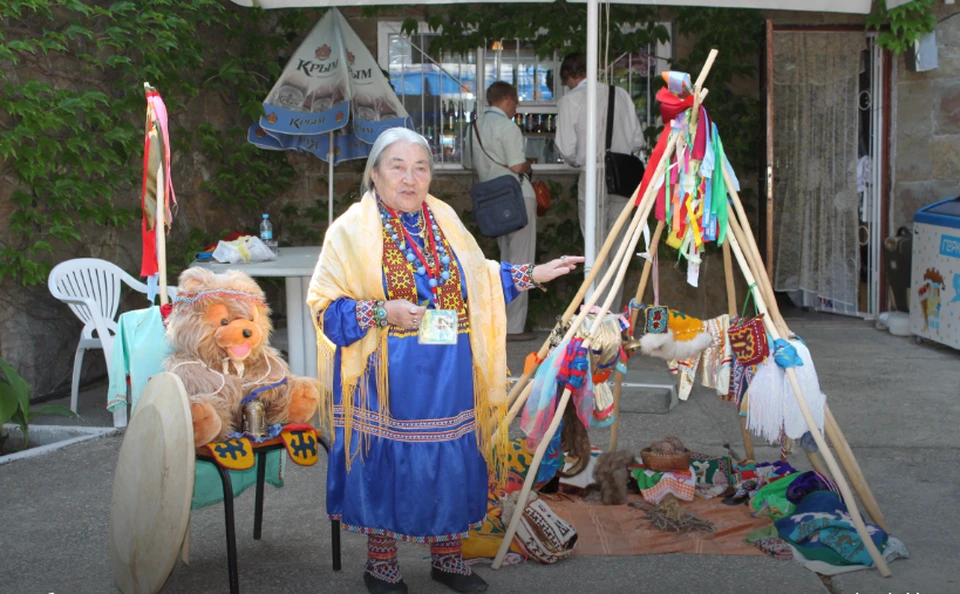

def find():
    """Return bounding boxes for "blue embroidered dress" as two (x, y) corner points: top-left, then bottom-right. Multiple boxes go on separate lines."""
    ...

(321, 208), (534, 543)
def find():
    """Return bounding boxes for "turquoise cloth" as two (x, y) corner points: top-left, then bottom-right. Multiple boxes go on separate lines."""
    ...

(114, 307), (285, 508)
(192, 456), (285, 510)
(107, 307), (173, 412)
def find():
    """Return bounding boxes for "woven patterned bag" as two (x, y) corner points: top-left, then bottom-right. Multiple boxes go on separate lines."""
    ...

(513, 498), (578, 564)
(727, 289), (769, 367)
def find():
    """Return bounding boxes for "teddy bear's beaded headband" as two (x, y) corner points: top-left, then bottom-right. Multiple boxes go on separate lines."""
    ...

(172, 289), (265, 309)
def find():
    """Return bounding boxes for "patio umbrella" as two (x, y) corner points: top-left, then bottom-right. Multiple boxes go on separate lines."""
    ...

(247, 8), (412, 225)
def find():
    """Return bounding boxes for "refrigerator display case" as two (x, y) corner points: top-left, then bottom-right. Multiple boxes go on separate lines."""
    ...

(909, 196), (960, 350)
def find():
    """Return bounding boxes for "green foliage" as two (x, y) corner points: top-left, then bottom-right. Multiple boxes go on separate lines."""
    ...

(0, 0), (307, 285)
(1, 356), (77, 452)
(867, 0), (938, 54)
(406, 1), (668, 61)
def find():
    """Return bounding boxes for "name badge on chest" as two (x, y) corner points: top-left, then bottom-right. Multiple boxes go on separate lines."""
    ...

(418, 309), (458, 345)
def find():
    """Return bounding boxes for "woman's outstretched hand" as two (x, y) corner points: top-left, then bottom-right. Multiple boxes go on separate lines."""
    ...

(532, 256), (586, 285)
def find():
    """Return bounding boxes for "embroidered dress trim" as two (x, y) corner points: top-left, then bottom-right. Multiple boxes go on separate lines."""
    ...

(510, 263), (537, 292)
(381, 218), (469, 338)
(330, 516), (483, 544)
(356, 299), (377, 330)
(333, 406), (476, 443)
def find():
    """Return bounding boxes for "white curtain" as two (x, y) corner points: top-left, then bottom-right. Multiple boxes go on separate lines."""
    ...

(773, 32), (864, 315)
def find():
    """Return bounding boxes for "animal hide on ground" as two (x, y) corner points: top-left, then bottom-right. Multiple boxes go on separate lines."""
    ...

(592, 450), (638, 505)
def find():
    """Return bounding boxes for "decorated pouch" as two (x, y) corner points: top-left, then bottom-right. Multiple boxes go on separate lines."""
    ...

(727, 289), (769, 366)
(644, 254), (668, 335)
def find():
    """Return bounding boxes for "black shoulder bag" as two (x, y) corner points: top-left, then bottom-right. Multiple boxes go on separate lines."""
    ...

(468, 119), (529, 238)
(604, 85), (645, 197)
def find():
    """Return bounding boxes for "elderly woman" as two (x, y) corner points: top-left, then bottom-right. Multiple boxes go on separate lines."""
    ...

(307, 127), (581, 594)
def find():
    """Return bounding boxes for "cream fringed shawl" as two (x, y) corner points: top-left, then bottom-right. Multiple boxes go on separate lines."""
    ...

(307, 192), (508, 474)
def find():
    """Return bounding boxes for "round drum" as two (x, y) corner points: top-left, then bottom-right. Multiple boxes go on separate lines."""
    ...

(109, 372), (195, 594)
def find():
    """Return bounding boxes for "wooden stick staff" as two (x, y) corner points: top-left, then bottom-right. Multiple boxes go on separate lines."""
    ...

(724, 214), (892, 577)
(144, 82), (168, 306)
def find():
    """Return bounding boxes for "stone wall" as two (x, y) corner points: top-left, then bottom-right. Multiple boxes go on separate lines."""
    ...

(890, 6), (960, 231)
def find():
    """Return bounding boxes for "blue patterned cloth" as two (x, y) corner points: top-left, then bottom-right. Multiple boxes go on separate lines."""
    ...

(775, 490), (888, 566)
(322, 225), (520, 543)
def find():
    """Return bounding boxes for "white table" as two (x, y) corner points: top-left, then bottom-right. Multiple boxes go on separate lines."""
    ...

(192, 246), (321, 377)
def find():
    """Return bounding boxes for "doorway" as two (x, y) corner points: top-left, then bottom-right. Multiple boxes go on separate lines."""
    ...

(766, 28), (888, 318)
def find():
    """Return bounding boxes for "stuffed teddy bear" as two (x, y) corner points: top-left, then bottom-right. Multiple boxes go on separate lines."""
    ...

(164, 268), (320, 446)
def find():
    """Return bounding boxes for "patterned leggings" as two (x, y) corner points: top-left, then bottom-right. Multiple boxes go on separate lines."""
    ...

(365, 535), (472, 583)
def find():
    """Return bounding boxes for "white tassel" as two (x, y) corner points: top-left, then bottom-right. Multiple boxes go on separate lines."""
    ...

(782, 340), (826, 439)
(746, 357), (785, 444)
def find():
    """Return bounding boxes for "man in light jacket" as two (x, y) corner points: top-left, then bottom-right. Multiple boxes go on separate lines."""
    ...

(463, 81), (538, 341)
(556, 52), (645, 312)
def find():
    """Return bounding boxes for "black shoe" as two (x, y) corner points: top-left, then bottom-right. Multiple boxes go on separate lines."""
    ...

(364, 571), (408, 594)
(430, 568), (489, 593)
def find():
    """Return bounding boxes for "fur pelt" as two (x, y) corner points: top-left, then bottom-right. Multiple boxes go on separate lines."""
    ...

(501, 489), (539, 528)
(559, 404), (592, 478)
(164, 268), (320, 446)
(591, 450), (638, 506)
(639, 327), (712, 361)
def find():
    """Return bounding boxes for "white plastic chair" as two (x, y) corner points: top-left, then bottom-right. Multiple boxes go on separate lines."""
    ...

(47, 258), (177, 427)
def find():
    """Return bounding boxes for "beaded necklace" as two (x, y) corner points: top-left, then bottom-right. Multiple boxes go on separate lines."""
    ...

(400, 211), (426, 239)
(378, 197), (453, 298)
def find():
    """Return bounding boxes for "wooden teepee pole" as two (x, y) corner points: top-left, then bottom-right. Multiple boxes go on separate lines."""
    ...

(497, 182), (658, 442)
(721, 238), (756, 461)
(629, 221), (666, 330)
(609, 54), (719, 452)
(608, 220), (665, 452)
(727, 215), (831, 474)
(725, 229), (892, 577)
(500, 133), (677, 428)
(824, 405), (890, 533)
(507, 204), (633, 408)
(493, 182), (652, 571)
(506, 50), (720, 409)
(722, 167), (886, 528)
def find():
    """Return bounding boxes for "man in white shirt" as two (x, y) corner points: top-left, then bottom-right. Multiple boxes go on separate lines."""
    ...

(463, 81), (538, 341)
(556, 52), (645, 312)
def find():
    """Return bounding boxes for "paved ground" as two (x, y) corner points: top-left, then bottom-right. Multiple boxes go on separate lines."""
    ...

(3, 316), (958, 593)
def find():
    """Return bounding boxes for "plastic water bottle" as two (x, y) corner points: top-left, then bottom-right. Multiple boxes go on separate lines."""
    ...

(259, 214), (278, 255)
